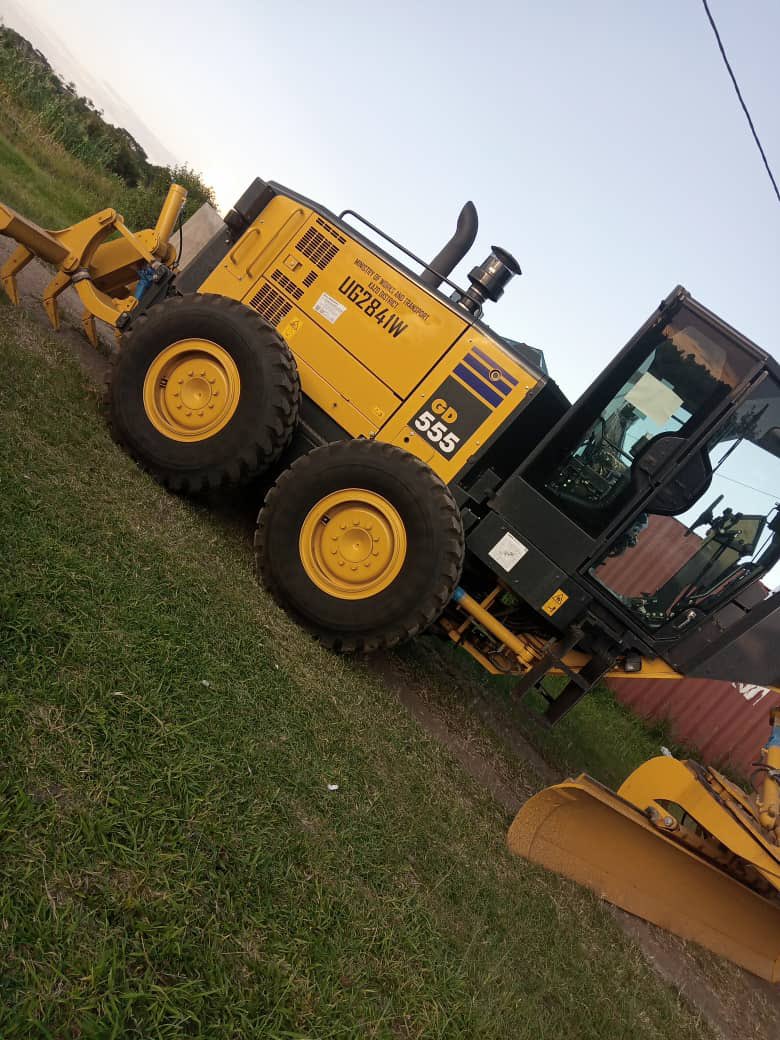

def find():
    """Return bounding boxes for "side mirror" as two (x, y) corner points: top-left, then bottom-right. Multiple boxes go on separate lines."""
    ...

(761, 427), (780, 459)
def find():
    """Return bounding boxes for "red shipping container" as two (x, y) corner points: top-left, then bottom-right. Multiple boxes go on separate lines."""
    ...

(594, 515), (777, 776)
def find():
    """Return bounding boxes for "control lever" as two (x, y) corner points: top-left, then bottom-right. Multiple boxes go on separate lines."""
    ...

(684, 494), (724, 537)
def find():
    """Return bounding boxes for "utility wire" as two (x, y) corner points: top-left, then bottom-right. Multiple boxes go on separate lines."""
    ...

(715, 472), (780, 502)
(701, 0), (780, 203)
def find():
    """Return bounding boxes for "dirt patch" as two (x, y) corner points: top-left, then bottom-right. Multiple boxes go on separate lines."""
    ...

(0, 237), (113, 385)
(370, 653), (530, 813)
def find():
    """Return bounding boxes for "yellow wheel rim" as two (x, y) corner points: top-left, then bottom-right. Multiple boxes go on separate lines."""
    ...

(299, 489), (407, 600)
(143, 339), (241, 442)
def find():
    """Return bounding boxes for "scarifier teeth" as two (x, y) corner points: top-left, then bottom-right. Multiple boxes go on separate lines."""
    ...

(82, 312), (97, 348)
(0, 272), (19, 306)
(43, 295), (60, 330)
(0, 244), (34, 306)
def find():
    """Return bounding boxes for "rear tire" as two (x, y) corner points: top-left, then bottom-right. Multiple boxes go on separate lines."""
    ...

(108, 293), (299, 493)
(255, 440), (465, 651)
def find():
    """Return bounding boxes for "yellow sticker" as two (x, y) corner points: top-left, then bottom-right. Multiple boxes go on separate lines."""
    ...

(542, 589), (569, 616)
(280, 318), (303, 341)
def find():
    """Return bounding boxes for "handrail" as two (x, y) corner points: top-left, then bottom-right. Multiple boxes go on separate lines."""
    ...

(338, 208), (466, 298)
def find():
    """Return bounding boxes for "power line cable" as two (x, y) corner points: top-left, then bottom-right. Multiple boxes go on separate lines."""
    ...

(701, 0), (780, 203)
(716, 472), (780, 502)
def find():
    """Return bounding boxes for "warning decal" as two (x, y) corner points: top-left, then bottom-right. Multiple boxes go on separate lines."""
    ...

(313, 292), (346, 324)
(488, 532), (528, 572)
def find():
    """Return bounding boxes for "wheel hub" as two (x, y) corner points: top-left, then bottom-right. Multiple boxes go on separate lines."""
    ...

(299, 490), (407, 599)
(143, 339), (240, 441)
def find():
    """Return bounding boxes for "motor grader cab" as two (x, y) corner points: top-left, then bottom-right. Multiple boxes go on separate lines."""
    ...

(3, 178), (780, 978)
(461, 290), (780, 721)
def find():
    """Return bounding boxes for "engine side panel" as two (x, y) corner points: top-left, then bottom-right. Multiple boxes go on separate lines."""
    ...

(197, 192), (544, 484)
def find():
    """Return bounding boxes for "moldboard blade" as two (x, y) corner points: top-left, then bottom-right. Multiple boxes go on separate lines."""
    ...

(508, 777), (780, 981)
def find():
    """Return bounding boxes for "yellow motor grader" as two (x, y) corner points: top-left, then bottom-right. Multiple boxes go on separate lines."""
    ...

(3, 179), (780, 978)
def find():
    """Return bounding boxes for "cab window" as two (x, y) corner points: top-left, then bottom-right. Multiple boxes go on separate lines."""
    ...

(525, 309), (753, 536)
(591, 375), (780, 631)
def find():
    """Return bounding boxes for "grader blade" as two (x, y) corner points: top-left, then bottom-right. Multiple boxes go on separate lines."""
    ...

(508, 776), (780, 981)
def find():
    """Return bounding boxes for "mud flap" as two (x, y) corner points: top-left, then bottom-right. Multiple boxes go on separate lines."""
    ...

(507, 777), (780, 981)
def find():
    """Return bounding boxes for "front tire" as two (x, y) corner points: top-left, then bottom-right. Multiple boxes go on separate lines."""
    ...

(108, 294), (299, 493)
(255, 440), (465, 652)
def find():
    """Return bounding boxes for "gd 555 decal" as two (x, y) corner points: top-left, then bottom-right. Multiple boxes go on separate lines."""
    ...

(412, 376), (490, 457)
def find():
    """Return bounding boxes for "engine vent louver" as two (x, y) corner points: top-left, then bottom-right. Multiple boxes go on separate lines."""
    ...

(302, 270), (318, 288)
(249, 284), (291, 327)
(315, 216), (347, 244)
(296, 226), (340, 270)
(271, 268), (303, 301)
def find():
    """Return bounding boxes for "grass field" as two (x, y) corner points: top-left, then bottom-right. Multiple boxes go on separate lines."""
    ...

(0, 288), (722, 1038)
(0, 98), (119, 228)
(0, 94), (208, 233)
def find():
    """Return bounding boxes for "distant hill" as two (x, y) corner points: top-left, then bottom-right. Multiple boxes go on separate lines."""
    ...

(0, 24), (215, 218)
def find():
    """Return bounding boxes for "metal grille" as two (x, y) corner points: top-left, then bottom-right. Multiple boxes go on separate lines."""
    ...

(316, 216), (346, 244)
(296, 226), (339, 269)
(302, 270), (318, 288)
(271, 268), (303, 301)
(249, 283), (291, 326)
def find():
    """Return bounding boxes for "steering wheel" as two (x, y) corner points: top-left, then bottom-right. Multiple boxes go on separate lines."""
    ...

(684, 494), (724, 537)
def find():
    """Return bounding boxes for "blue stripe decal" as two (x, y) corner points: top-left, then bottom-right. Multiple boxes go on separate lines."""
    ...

(463, 353), (512, 396)
(454, 364), (503, 407)
(471, 344), (518, 385)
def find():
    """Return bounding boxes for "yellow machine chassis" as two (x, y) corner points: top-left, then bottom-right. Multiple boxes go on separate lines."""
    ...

(4, 184), (777, 695)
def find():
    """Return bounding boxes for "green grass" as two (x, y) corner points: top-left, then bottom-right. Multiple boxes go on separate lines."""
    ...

(388, 636), (688, 793)
(0, 99), (210, 233)
(0, 100), (113, 227)
(0, 301), (715, 1038)
(469, 667), (686, 790)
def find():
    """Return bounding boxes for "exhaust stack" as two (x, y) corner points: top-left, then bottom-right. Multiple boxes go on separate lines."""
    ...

(420, 201), (478, 290)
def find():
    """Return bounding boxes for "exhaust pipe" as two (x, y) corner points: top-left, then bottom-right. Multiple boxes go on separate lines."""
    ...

(420, 201), (478, 289)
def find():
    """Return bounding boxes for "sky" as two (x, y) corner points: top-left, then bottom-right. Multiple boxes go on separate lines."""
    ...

(1, 0), (777, 401)
(1, 0), (779, 535)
